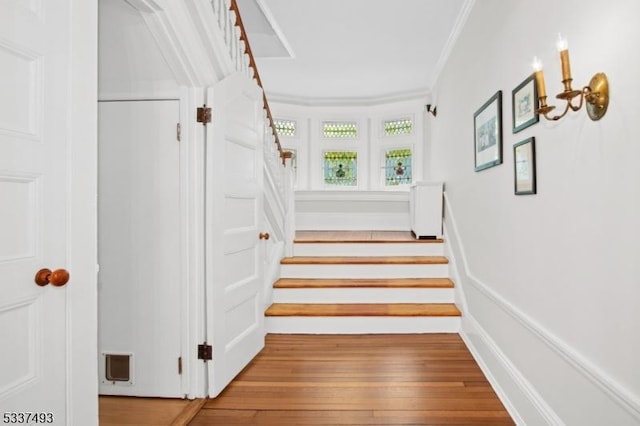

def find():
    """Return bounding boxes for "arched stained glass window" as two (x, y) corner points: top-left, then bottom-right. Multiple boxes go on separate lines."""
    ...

(324, 151), (357, 186)
(385, 148), (412, 186)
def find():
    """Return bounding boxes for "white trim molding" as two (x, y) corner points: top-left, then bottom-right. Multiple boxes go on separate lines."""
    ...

(429, 0), (476, 90)
(443, 192), (640, 425)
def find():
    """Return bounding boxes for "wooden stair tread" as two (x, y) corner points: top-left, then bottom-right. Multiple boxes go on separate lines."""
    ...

(281, 256), (448, 265)
(274, 278), (454, 289)
(265, 303), (461, 317)
(295, 230), (443, 244)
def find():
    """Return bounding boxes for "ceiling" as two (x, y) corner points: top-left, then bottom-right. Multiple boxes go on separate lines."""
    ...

(236, 0), (472, 104)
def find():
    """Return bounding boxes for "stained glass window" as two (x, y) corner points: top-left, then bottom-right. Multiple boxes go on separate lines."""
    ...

(274, 119), (296, 137)
(324, 151), (357, 186)
(323, 121), (358, 138)
(384, 118), (413, 136)
(385, 148), (412, 186)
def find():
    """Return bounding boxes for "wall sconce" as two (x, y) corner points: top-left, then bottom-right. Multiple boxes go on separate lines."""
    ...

(425, 104), (437, 117)
(533, 34), (609, 121)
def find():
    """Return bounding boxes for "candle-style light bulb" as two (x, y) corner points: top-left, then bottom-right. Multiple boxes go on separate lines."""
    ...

(532, 56), (546, 99)
(556, 33), (572, 85)
(556, 33), (568, 52)
(532, 56), (543, 72)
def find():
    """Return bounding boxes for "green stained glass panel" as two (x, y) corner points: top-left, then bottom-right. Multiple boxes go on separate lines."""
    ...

(384, 118), (413, 136)
(274, 119), (296, 137)
(323, 122), (357, 138)
(385, 148), (412, 186)
(324, 151), (357, 186)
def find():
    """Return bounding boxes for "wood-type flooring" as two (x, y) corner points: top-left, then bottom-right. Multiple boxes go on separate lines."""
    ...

(189, 334), (514, 425)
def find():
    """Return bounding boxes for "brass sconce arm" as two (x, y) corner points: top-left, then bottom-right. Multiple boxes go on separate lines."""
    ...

(536, 73), (608, 121)
(532, 35), (609, 122)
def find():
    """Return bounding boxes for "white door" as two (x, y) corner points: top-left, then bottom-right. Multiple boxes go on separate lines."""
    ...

(0, 0), (96, 423)
(98, 100), (183, 397)
(206, 72), (266, 396)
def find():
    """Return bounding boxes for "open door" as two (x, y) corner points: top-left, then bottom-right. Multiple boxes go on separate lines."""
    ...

(205, 72), (266, 396)
(0, 0), (96, 422)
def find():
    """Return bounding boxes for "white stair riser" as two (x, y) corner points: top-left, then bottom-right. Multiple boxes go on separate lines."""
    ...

(266, 316), (461, 334)
(293, 243), (444, 257)
(273, 288), (454, 304)
(281, 263), (449, 279)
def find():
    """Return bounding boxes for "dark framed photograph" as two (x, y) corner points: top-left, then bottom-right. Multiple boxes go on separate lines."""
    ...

(512, 73), (539, 133)
(474, 91), (503, 172)
(514, 137), (536, 195)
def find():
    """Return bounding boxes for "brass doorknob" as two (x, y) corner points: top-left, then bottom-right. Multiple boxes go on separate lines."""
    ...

(259, 232), (270, 240)
(35, 268), (70, 287)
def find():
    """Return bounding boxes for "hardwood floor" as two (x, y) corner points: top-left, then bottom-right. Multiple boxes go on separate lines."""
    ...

(99, 396), (204, 426)
(189, 334), (514, 425)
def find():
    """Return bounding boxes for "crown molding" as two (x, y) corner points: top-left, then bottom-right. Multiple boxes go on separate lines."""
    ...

(429, 0), (476, 90)
(266, 88), (432, 107)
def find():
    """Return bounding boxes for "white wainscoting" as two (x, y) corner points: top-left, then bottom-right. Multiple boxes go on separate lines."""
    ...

(295, 190), (410, 230)
(443, 193), (640, 426)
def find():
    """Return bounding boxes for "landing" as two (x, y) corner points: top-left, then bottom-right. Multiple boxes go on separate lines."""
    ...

(295, 230), (443, 243)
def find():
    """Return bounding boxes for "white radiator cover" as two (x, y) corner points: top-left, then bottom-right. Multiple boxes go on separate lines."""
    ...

(410, 181), (443, 238)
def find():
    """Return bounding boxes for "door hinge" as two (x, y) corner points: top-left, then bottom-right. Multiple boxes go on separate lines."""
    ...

(176, 123), (181, 142)
(178, 356), (183, 375)
(196, 105), (212, 124)
(198, 343), (213, 361)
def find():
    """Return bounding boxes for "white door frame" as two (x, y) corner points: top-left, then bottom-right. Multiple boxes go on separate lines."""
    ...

(67, 0), (99, 423)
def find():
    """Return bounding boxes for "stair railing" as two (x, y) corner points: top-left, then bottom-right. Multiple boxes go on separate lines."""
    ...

(210, 1), (286, 159)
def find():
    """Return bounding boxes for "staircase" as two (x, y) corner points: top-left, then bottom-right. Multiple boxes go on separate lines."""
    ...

(265, 231), (461, 334)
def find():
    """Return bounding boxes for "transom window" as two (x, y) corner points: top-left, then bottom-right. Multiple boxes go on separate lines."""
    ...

(323, 121), (358, 138)
(274, 119), (296, 137)
(384, 148), (412, 186)
(324, 151), (357, 186)
(383, 118), (413, 136)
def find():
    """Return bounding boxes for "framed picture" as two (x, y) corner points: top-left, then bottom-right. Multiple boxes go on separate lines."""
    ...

(474, 91), (503, 172)
(512, 73), (539, 133)
(514, 137), (536, 195)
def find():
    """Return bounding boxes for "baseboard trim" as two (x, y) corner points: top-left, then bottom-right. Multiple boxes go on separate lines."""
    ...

(443, 192), (640, 423)
(170, 398), (207, 426)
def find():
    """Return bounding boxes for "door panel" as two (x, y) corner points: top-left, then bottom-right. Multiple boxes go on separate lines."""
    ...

(98, 100), (183, 397)
(206, 73), (265, 397)
(0, 0), (70, 418)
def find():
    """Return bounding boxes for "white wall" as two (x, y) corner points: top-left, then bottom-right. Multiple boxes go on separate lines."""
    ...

(98, 0), (179, 99)
(431, 0), (640, 424)
(271, 98), (428, 190)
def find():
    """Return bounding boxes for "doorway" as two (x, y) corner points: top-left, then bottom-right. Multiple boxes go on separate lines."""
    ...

(97, 99), (184, 397)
